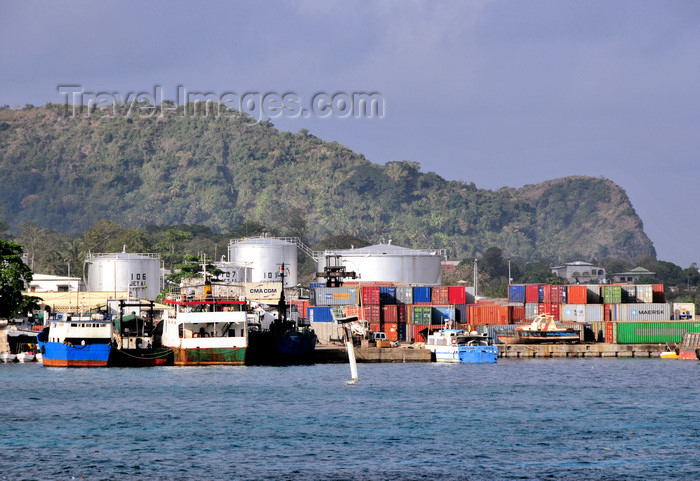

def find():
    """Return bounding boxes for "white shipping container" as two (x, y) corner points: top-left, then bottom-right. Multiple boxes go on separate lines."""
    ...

(585, 304), (604, 323)
(611, 303), (671, 321)
(635, 285), (654, 304)
(561, 304), (586, 323)
(672, 303), (695, 320)
(585, 285), (601, 303)
(525, 303), (538, 320)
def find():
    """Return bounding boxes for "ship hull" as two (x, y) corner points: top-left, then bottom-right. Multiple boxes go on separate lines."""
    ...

(38, 341), (111, 367)
(173, 347), (246, 366)
(108, 348), (174, 367)
(497, 331), (580, 345)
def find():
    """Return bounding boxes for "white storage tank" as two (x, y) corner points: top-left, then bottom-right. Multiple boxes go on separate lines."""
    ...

(213, 260), (253, 284)
(228, 236), (298, 287)
(86, 252), (161, 300)
(316, 243), (444, 285)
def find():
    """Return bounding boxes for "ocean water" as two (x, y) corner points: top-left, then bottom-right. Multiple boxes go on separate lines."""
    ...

(1, 359), (699, 480)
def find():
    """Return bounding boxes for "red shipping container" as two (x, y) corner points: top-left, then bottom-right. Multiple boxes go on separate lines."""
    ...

(604, 304), (612, 322)
(567, 285), (588, 304)
(343, 306), (360, 317)
(542, 285), (552, 303)
(397, 305), (407, 324)
(538, 303), (560, 320)
(653, 284), (665, 303)
(550, 286), (564, 303)
(382, 305), (398, 323)
(431, 286), (449, 304)
(361, 286), (380, 305)
(605, 322), (613, 343)
(369, 322), (382, 334)
(411, 324), (428, 343)
(385, 330), (398, 342)
(511, 306), (525, 322)
(525, 285), (540, 303)
(363, 305), (381, 323)
(447, 286), (466, 305)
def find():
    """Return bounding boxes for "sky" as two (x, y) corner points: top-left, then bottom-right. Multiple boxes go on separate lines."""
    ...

(1, 1), (698, 267)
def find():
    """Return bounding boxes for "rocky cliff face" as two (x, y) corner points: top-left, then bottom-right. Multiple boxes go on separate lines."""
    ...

(0, 105), (655, 261)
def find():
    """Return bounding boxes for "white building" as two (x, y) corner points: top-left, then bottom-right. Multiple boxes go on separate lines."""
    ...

(550, 261), (606, 284)
(27, 274), (84, 293)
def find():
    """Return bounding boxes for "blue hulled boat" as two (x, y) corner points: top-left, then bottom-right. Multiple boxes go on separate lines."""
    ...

(37, 313), (113, 367)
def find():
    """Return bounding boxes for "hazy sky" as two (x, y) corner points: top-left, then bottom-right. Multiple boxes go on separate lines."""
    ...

(1, 1), (698, 266)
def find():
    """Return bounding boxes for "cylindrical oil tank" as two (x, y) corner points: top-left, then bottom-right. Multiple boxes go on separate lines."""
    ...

(86, 252), (161, 300)
(228, 236), (298, 287)
(316, 243), (443, 285)
(213, 261), (253, 284)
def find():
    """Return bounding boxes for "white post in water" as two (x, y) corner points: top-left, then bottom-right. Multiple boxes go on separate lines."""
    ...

(344, 325), (359, 383)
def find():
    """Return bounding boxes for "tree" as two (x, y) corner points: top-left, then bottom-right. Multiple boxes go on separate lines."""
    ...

(0, 240), (40, 319)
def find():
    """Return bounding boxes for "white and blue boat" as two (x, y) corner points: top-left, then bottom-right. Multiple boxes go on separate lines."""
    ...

(37, 313), (113, 367)
(425, 323), (498, 364)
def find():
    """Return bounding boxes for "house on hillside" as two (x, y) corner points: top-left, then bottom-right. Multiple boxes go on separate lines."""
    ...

(612, 267), (656, 283)
(550, 261), (606, 284)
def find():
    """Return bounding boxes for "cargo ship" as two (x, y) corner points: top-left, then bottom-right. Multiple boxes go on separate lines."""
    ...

(108, 300), (173, 367)
(495, 314), (580, 344)
(246, 264), (317, 365)
(161, 281), (248, 366)
(36, 312), (113, 367)
(425, 322), (498, 363)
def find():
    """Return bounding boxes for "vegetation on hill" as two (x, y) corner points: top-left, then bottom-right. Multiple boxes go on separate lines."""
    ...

(0, 104), (656, 263)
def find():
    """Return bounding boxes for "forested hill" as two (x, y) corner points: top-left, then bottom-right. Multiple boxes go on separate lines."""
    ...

(0, 104), (655, 262)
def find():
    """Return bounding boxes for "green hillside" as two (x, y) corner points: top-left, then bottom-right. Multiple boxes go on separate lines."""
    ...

(0, 104), (655, 262)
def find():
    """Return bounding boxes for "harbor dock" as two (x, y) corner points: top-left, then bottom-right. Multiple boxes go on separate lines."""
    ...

(313, 342), (668, 363)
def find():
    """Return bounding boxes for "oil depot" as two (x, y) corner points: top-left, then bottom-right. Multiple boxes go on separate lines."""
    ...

(85, 251), (162, 300)
(227, 236), (298, 288)
(316, 243), (445, 285)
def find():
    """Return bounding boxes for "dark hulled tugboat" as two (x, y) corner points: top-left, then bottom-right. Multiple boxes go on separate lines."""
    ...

(246, 263), (317, 365)
(108, 300), (174, 367)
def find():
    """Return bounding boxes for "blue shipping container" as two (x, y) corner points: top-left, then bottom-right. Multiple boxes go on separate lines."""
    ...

(379, 286), (396, 304)
(308, 306), (333, 323)
(413, 286), (432, 303)
(537, 285), (545, 303)
(309, 282), (326, 289)
(432, 306), (455, 324)
(508, 285), (526, 303)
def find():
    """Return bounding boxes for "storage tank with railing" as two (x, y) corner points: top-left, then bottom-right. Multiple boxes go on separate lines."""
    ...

(228, 236), (298, 287)
(316, 243), (444, 285)
(85, 251), (162, 300)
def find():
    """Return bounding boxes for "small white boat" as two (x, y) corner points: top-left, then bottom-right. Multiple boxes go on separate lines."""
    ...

(16, 352), (35, 363)
(0, 352), (17, 363)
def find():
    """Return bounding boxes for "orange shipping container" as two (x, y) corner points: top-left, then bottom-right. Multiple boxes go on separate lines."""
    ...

(431, 286), (449, 304)
(566, 285), (588, 304)
(468, 305), (510, 325)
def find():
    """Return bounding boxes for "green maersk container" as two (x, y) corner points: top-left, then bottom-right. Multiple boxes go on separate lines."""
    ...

(613, 321), (700, 344)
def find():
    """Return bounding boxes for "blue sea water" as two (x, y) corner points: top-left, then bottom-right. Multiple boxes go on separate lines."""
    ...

(1, 359), (699, 480)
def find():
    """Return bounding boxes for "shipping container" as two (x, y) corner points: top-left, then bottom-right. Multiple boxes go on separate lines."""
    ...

(585, 304), (604, 323)
(635, 285), (653, 304)
(611, 303), (671, 321)
(343, 306), (360, 317)
(508, 285), (526, 303)
(468, 305), (510, 325)
(361, 286), (380, 305)
(397, 304), (407, 324)
(561, 304), (586, 323)
(398, 322), (407, 342)
(538, 303), (561, 320)
(413, 286), (432, 304)
(384, 322), (399, 341)
(591, 321), (606, 342)
(432, 305), (455, 324)
(308, 306), (333, 323)
(369, 322), (382, 334)
(310, 287), (358, 306)
(363, 304), (381, 323)
(309, 282), (325, 289)
(525, 285), (540, 303)
(431, 286), (449, 305)
(620, 285), (636, 303)
(511, 305), (525, 322)
(601, 286), (622, 304)
(538, 285), (547, 303)
(382, 305), (398, 323)
(672, 303), (695, 320)
(455, 304), (467, 323)
(586, 284), (601, 304)
(411, 306), (432, 325)
(465, 287), (476, 304)
(653, 284), (665, 303)
(410, 324), (428, 343)
(607, 321), (700, 344)
(549, 285), (564, 303)
(525, 303), (539, 321)
(566, 285), (588, 305)
(379, 286), (396, 304)
(395, 286), (413, 305)
(448, 286), (466, 305)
